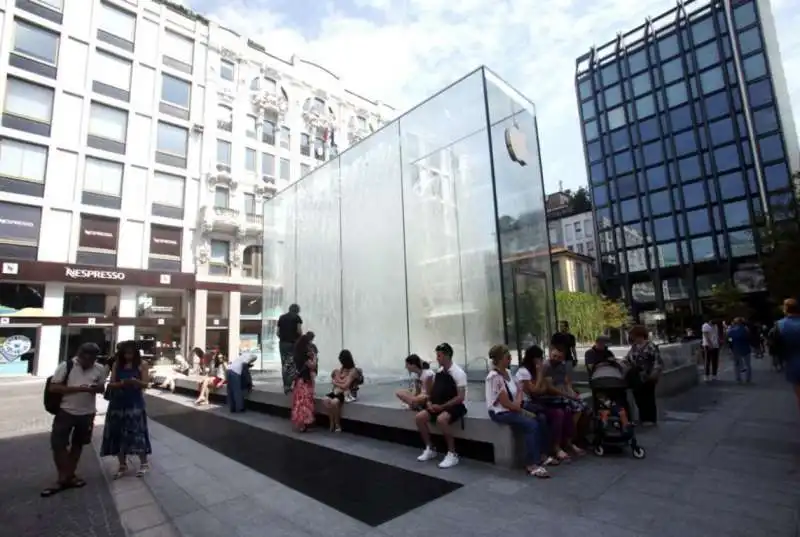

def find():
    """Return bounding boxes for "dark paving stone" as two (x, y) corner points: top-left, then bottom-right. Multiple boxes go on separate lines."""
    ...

(145, 394), (461, 526)
(0, 384), (126, 537)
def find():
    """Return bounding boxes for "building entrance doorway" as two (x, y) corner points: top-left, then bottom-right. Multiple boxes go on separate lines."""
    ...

(59, 325), (115, 364)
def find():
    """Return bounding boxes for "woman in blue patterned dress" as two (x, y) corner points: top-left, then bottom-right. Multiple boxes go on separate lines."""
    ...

(101, 341), (152, 478)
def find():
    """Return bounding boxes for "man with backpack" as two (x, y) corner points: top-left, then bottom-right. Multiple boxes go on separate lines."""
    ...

(41, 342), (106, 497)
(414, 343), (468, 469)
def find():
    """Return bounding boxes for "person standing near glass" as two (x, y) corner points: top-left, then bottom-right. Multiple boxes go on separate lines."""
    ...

(277, 304), (303, 394)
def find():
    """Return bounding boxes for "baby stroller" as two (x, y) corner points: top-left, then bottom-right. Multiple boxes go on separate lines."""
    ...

(588, 362), (646, 459)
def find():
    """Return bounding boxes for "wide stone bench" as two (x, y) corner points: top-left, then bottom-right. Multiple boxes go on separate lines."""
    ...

(171, 361), (697, 468)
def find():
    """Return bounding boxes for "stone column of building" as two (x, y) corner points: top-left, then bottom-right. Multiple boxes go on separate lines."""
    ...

(192, 289), (208, 351)
(227, 291), (241, 359)
(36, 283), (65, 376)
(116, 287), (137, 344)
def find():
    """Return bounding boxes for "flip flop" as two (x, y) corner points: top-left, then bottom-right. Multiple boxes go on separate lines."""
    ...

(41, 482), (72, 497)
(69, 477), (87, 488)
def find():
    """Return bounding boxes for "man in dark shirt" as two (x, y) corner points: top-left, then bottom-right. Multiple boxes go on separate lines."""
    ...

(277, 304), (302, 394)
(551, 321), (578, 368)
(584, 335), (615, 376)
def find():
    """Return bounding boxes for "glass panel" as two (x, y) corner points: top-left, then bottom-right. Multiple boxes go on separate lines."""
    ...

(635, 95), (655, 118)
(665, 82), (688, 108)
(661, 58), (683, 84)
(764, 162), (790, 191)
(699, 67), (725, 94)
(708, 117), (735, 146)
(686, 208), (711, 235)
(759, 133), (784, 162)
(738, 26), (762, 56)
(646, 165), (668, 191)
(719, 171), (747, 200)
(747, 79), (773, 107)
(691, 236), (715, 262)
(733, 1), (757, 29)
(743, 54), (766, 81)
(682, 181), (706, 208)
(653, 216), (675, 242)
(695, 41), (720, 71)
(729, 230), (756, 257)
(723, 200), (751, 229)
(752, 106), (778, 135)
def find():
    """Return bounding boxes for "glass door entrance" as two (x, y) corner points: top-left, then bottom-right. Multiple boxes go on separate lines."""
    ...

(59, 325), (115, 364)
(508, 267), (553, 359)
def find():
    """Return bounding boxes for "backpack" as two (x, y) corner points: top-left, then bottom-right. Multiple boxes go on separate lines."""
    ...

(428, 369), (458, 406)
(44, 359), (74, 415)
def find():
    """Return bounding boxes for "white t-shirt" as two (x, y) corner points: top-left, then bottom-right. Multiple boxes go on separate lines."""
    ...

(229, 355), (256, 375)
(419, 369), (435, 395)
(445, 363), (468, 398)
(515, 367), (534, 401)
(702, 322), (719, 348)
(485, 370), (519, 414)
(52, 358), (107, 416)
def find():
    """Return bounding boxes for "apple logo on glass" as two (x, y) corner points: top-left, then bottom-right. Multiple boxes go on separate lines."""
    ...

(505, 126), (528, 166)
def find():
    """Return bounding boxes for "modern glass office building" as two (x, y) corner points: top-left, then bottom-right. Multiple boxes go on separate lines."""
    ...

(261, 67), (554, 378)
(575, 0), (799, 328)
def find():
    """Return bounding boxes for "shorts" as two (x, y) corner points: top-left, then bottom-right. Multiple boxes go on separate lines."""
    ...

(212, 377), (226, 388)
(427, 403), (468, 424)
(326, 392), (345, 404)
(51, 411), (95, 451)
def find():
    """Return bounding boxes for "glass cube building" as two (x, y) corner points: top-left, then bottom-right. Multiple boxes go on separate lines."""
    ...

(261, 67), (554, 378)
(575, 0), (799, 327)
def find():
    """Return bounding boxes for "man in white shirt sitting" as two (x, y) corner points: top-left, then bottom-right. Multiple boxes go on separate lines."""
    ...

(42, 342), (106, 497)
(702, 319), (721, 382)
(414, 343), (468, 469)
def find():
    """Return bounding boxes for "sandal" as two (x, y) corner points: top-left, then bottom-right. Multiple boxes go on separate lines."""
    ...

(570, 445), (586, 456)
(69, 477), (87, 488)
(528, 466), (550, 479)
(113, 465), (128, 480)
(556, 450), (571, 463)
(541, 456), (557, 467)
(40, 482), (72, 497)
(136, 463), (150, 477)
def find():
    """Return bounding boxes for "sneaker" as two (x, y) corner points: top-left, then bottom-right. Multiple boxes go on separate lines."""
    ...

(417, 447), (437, 462)
(438, 452), (460, 469)
(345, 394), (357, 403)
(703, 375), (710, 383)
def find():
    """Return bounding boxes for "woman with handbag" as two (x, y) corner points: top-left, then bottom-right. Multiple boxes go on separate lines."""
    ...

(624, 325), (664, 426)
(485, 344), (550, 478)
(100, 341), (152, 478)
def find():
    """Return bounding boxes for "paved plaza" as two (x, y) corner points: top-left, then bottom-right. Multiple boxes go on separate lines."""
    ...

(1, 357), (798, 537)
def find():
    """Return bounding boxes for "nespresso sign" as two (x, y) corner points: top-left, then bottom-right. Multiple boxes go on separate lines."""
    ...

(65, 268), (126, 281)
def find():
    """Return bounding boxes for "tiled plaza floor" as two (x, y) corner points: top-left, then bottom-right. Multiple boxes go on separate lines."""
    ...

(138, 356), (800, 537)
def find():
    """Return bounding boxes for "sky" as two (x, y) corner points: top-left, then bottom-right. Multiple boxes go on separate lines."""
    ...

(183, 0), (799, 194)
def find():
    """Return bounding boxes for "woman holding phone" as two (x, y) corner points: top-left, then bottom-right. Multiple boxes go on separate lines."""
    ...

(100, 340), (152, 478)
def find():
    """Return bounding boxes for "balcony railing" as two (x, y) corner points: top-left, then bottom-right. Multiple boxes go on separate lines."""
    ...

(208, 263), (231, 276)
(246, 213), (263, 226)
(213, 207), (239, 218)
(242, 265), (261, 279)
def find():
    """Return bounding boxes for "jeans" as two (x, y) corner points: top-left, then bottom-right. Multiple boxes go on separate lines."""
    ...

(489, 411), (542, 466)
(733, 352), (752, 383)
(279, 342), (296, 392)
(704, 347), (720, 376)
(226, 371), (245, 412)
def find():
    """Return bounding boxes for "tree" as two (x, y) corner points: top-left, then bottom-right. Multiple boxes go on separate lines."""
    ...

(709, 281), (750, 319)
(570, 187), (592, 213)
(554, 291), (630, 343)
(751, 186), (800, 305)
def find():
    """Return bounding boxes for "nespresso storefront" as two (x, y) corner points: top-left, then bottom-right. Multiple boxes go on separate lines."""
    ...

(0, 259), (196, 377)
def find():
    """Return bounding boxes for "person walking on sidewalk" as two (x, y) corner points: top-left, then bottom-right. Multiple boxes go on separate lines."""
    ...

(773, 299), (800, 414)
(277, 304), (303, 394)
(101, 341), (152, 479)
(702, 318), (721, 382)
(42, 342), (106, 497)
(727, 317), (753, 384)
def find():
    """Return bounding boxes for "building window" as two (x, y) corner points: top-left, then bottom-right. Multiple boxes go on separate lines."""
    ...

(217, 105), (232, 132)
(280, 126), (290, 150)
(77, 214), (119, 266)
(244, 192), (256, 215)
(300, 163), (310, 177)
(82, 157), (123, 209)
(209, 240), (230, 275)
(160, 74), (191, 119)
(148, 224), (182, 272)
(262, 118), (276, 145)
(92, 51), (132, 102)
(16, 0), (63, 23)
(87, 102), (128, 154)
(699, 68), (724, 95)
(246, 115), (257, 139)
(300, 133), (311, 156)
(280, 158), (290, 181)
(0, 138), (48, 197)
(314, 137), (325, 161)
(245, 148), (257, 173)
(97, 2), (136, 52)
(262, 153), (275, 181)
(220, 59), (235, 81)
(3, 78), (54, 137)
(217, 140), (231, 169)
(0, 201), (42, 260)
(733, 1), (757, 29)
(163, 30), (194, 73)
(155, 122), (188, 168)
(213, 186), (229, 209)
(242, 247), (262, 279)
(742, 54), (767, 82)
(151, 172), (185, 219)
(11, 19), (60, 79)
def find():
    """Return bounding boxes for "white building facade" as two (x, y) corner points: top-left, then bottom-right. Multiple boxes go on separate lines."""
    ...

(0, 0), (389, 376)
(547, 211), (596, 257)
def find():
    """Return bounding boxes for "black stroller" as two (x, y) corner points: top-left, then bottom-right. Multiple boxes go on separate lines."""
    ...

(588, 362), (646, 459)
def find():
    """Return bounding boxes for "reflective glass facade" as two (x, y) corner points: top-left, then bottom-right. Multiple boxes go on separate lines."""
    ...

(261, 68), (554, 379)
(575, 0), (796, 316)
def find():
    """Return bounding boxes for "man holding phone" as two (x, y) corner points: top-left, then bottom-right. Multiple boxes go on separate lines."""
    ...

(41, 342), (107, 497)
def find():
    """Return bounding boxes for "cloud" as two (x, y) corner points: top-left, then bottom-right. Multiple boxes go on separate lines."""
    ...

(188, 0), (800, 193)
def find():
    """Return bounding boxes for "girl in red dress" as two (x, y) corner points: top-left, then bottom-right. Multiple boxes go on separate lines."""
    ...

(291, 333), (317, 432)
